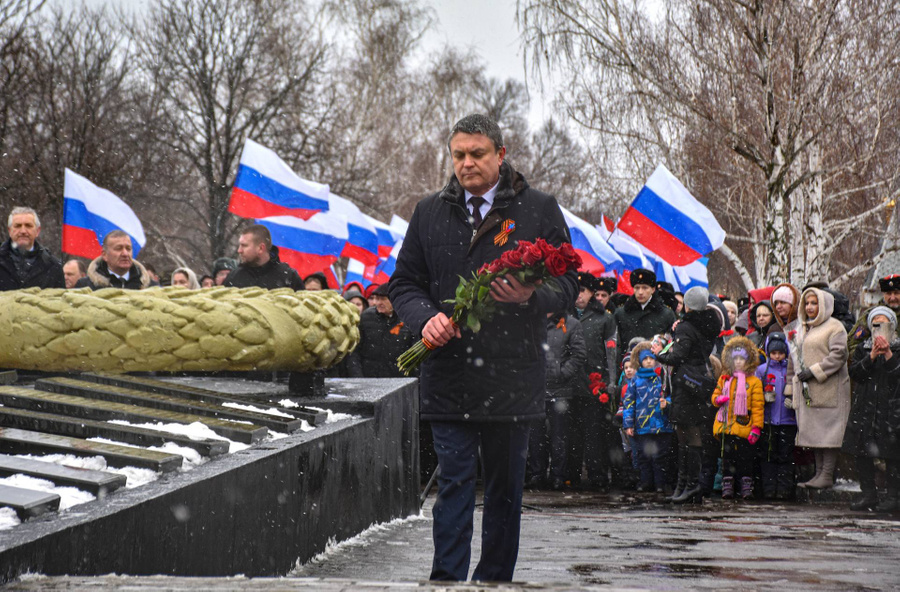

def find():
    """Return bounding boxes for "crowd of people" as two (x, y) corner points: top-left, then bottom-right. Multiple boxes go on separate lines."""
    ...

(2, 194), (898, 517)
(521, 267), (900, 513)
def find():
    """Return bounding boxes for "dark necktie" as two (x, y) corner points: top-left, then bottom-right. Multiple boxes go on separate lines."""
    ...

(469, 196), (486, 228)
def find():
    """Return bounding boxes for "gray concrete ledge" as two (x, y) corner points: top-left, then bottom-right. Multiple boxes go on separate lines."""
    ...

(0, 377), (419, 583)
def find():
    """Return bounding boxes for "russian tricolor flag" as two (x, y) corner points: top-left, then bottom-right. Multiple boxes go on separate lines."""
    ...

(597, 215), (653, 272)
(617, 165), (725, 266)
(256, 214), (346, 288)
(365, 214), (405, 258)
(373, 239), (402, 282)
(230, 139), (330, 220)
(560, 206), (623, 275)
(62, 169), (146, 259)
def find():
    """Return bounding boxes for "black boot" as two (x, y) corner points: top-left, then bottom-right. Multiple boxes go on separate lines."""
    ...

(673, 447), (703, 504)
(851, 457), (878, 511)
(666, 445), (688, 502)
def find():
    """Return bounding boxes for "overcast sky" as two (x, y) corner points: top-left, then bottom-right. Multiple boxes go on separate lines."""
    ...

(64, 0), (552, 128)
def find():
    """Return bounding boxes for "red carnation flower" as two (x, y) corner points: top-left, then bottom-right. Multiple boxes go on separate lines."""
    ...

(591, 384), (601, 396)
(598, 393), (610, 404)
(589, 372), (604, 383)
(477, 263), (491, 275)
(499, 249), (523, 270)
(544, 251), (568, 277)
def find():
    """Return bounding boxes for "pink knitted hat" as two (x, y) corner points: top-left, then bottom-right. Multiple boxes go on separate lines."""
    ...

(772, 286), (795, 306)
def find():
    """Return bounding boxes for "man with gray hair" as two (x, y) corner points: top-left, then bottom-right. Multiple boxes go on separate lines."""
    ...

(391, 113), (578, 582)
(0, 207), (65, 290)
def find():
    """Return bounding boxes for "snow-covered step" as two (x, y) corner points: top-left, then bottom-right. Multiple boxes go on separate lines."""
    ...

(0, 406), (229, 458)
(36, 377), (303, 433)
(0, 454), (126, 496)
(0, 483), (59, 520)
(0, 428), (182, 473)
(0, 386), (266, 444)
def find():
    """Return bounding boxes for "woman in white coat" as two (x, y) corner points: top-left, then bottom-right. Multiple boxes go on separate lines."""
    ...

(789, 287), (851, 489)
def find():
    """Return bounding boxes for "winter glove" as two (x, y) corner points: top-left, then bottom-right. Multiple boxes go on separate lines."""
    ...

(783, 396), (794, 410)
(714, 394), (730, 407)
(796, 368), (814, 382)
(747, 425), (761, 445)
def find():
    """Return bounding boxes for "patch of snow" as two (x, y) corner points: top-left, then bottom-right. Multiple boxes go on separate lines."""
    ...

(86, 438), (206, 472)
(833, 479), (861, 493)
(290, 511), (427, 574)
(267, 430), (290, 440)
(106, 420), (249, 453)
(112, 466), (159, 488)
(0, 507), (20, 530)
(278, 399), (299, 408)
(11, 453), (159, 489)
(0, 474), (95, 511)
(222, 401), (294, 418)
(304, 406), (360, 423)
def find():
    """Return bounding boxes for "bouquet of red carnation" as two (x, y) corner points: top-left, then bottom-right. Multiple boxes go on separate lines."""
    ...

(397, 239), (581, 375)
(589, 371), (616, 412)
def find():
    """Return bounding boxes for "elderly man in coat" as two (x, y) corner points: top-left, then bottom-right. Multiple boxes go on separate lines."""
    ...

(390, 114), (578, 582)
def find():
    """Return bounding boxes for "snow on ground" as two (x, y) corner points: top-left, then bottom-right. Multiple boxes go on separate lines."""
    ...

(0, 507), (20, 530)
(290, 511), (428, 574)
(86, 438), (208, 471)
(221, 401), (294, 418)
(833, 478), (862, 493)
(0, 474), (95, 511)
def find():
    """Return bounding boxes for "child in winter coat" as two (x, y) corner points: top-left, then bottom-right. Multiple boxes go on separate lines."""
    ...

(617, 353), (639, 480)
(624, 345), (674, 492)
(755, 332), (797, 499)
(712, 336), (765, 499)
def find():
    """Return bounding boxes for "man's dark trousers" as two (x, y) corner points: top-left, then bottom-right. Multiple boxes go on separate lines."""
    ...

(429, 420), (531, 582)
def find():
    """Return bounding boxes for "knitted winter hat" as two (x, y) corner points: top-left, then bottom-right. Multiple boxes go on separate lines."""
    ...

(683, 286), (709, 313)
(867, 306), (898, 332)
(766, 332), (788, 355)
(772, 286), (795, 306)
(638, 349), (656, 364)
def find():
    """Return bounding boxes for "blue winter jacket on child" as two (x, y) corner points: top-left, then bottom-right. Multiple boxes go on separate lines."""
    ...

(624, 367), (673, 435)
(755, 356), (796, 426)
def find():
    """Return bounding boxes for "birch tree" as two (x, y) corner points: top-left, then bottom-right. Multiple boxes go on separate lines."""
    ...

(518, 0), (900, 291)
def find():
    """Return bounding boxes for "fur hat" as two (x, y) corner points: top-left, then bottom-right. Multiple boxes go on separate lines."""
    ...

(656, 281), (675, 294)
(578, 272), (599, 292)
(721, 335), (760, 374)
(630, 268), (656, 288)
(683, 286), (709, 313)
(879, 274), (900, 293)
(597, 276), (617, 294)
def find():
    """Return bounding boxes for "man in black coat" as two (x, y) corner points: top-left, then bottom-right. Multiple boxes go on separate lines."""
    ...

(224, 224), (303, 290)
(566, 272), (622, 490)
(74, 230), (156, 290)
(614, 268), (676, 365)
(0, 207), (65, 291)
(348, 283), (415, 378)
(390, 114), (578, 582)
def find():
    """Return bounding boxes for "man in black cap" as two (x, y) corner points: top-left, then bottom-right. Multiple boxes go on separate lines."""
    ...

(567, 272), (621, 491)
(848, 274), (900, 352)
(224, 224), (303, 290)
(655, 280), (679, 315)
(613, 268), (676, 365)
(212, 257), (236, 286)
(595, 276), (617, 311)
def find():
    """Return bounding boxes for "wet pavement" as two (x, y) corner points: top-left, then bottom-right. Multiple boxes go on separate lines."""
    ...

(292, 488), (900, 590)
(5, 489), (900, 591)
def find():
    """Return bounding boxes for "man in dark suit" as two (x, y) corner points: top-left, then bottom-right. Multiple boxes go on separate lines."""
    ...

(390, 114), (578, 582)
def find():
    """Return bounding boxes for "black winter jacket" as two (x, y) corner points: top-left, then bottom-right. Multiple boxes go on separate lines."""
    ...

(545, 313), (587, 399)
(614, 294), (676, 364)
(656, 308), (720, 426)
(75, 257), (156, 290)
(842, 341), (900, 460)
(0, 239), (65, 291)
(574, 298), (618, 395)
(390, 161), (579, 422)
(347, 307), (416, 378)
(224, 246), (303, 290)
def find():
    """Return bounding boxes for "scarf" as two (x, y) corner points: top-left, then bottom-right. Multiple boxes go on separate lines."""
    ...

(716, 371), (748, 422)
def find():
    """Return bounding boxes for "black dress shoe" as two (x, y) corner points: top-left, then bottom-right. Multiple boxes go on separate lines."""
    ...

(850, 493), (879, 511)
